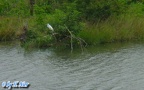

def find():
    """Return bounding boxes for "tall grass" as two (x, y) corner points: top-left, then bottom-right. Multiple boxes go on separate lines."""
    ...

(78, 16), (144, 45)
(0, 16), (24, 41)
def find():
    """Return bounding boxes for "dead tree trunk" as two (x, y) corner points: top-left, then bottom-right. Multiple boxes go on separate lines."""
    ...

(30, 0), (35, 16)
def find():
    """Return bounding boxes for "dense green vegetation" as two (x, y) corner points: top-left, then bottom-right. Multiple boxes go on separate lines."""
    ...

(1, 0), (144, 49)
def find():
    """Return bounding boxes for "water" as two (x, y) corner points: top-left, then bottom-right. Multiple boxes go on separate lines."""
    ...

(0, 42), (144, 90)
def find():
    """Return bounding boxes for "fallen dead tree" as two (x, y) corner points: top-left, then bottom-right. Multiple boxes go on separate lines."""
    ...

(64, 24), (87, 52)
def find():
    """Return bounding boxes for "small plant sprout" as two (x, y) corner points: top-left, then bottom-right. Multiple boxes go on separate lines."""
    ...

(47, 23), (54, 32)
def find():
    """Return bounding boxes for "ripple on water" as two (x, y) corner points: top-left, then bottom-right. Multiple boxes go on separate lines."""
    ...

(1, 43), (144, 90)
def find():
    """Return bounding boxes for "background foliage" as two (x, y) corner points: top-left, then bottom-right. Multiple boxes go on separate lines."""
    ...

(1, 0), (144, 47)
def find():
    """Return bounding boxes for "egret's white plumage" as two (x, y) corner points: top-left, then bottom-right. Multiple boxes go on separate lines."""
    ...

(47, 23), (54, 31)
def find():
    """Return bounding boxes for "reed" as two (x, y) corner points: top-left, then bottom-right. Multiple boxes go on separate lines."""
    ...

(0, 16), (25, 41)
(78, 16), (144, 45)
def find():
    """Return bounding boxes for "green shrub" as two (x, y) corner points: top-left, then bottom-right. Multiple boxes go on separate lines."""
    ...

(46, 3), (82, 35)
(75, 0), (127, 22)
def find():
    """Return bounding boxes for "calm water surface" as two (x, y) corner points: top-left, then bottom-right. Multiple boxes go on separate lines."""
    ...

(0, 42), (144, 90)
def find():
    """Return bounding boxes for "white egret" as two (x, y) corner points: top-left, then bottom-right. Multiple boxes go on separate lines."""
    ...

(47, 23), (57, 41)
(47, 23), (54, 32)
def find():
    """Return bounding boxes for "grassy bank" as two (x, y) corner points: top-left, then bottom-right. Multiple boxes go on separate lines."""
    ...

(0, 16), (53, 47)
(79, 16), (144, 45)
(1, 15), (144, 49)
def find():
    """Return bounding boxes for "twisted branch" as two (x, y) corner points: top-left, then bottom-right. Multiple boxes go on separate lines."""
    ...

(64, 24), (87, 52)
